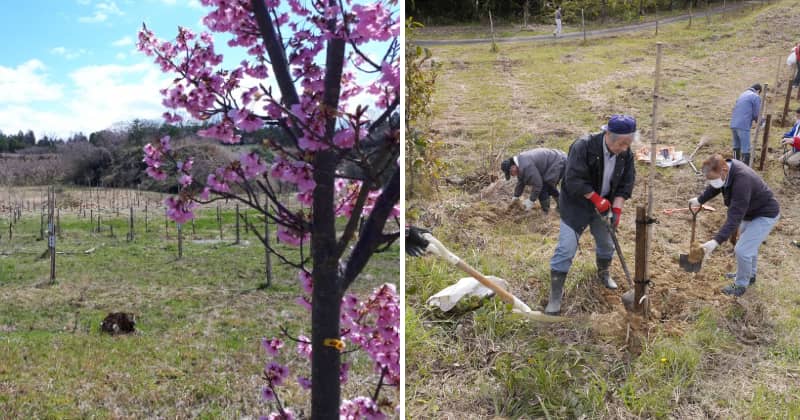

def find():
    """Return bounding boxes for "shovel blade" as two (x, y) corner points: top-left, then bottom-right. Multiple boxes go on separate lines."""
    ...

(679, 254), (702, 272)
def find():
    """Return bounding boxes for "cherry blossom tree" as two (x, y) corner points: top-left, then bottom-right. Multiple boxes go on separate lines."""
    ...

(137, 0), (399, 417)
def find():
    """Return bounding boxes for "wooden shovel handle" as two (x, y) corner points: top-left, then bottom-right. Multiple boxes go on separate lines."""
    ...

(455, 260), (518, 306)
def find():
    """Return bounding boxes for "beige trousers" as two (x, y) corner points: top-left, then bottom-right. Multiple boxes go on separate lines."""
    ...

(781, 150), (800, 168)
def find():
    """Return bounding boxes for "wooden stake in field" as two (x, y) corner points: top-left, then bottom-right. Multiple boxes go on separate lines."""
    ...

(217, 202), (223, 240)
(639, 42), (664, 317)
(751, 83), (769, 167)
(759, 114), (772, 171)
(177, 223), (183, 260)
(264, 210), (273, 287)
(144, 201), (149, 233)
(235, 203), (241, 244)
(48, 186), (56, 285)
(164, 207), (170, 239)
(127, 206), (135, 242)
(582, 9), (586, 43)
(489, 10), (498, 53)
(782, 79), (793, 125)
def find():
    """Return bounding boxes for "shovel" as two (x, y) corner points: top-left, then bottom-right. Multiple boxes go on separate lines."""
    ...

(596, 211), (640, 311)
(679, 205), (704, 272)
(419, 232), (567, 322)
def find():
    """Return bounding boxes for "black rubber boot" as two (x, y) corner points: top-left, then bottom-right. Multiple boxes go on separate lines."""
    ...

(545, 270), (567, 315)
(597, 258), (618, 289)
(733, 148), (740, 161)
(742, 152), (751, 166)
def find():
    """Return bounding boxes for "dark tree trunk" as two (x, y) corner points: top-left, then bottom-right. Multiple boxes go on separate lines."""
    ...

(311, 151), (342, 419)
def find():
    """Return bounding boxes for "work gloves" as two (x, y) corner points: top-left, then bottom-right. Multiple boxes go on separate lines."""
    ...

(611, 207), (622, 229)
(688, 197), (701, 209)
(588, 192), (611, 213)
(523, 198), (534, 211)
(782, 136), (800, 148)
(701, 239), (718, 257)
(511, 196), (520, 202)
(405, 226), (431, 257)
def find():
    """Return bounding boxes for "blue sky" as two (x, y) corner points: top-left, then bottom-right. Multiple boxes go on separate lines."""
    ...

(0, 1), (398, 140)
(0, 0), (215, 138)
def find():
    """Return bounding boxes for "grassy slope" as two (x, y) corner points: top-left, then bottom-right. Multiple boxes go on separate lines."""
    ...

(407, 2), (800, 418)
(0, 188), (399, 418)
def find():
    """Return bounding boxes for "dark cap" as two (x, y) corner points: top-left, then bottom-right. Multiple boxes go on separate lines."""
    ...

(751, 83), (762, 92)
(602, 114), (637, 135)
(501, 157), (514, 180)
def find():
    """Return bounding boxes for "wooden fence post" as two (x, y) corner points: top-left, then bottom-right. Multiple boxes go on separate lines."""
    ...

(759, 114), (772, 170)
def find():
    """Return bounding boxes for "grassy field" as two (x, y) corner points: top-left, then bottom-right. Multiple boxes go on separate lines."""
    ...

(0, 187), (399, 418)
(407, 1), (800, 418)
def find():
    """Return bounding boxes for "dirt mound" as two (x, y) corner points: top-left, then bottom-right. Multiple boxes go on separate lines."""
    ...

(100, 312), (136, 335)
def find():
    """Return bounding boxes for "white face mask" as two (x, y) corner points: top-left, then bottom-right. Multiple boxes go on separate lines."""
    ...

(708, 178), (724, 188)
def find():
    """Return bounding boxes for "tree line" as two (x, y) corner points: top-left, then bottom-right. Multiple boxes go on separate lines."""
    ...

(0, 119), (289, 189)
(407, 0), (734, 25)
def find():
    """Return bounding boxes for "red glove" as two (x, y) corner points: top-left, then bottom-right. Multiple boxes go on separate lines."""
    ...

(611, 207), (622, 228)
(793, 136), (800, 149)
(588, 192), (610, 213)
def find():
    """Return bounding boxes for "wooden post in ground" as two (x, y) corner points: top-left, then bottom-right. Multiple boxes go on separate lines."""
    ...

(164, 208), (169, 239)
(582, 9), (586, 43)
(177, 223), (183, 260)
(634, 206), (648, 314)
(782, 81), (793, 125)
(244, 209), (249, 234)
(191, 217), (196, 238)
(641, 42), (664, 318)
(688, 1), (693, 28)
(759, 114), (772, 170)
(39, 212), (44, 240)
(49, 186), (56, 285)
(127, 206), (134, 241)
(489, 10), (498, 52)
(144, 201), (149, 233)
(264, 211), (272, 288)
(217, 203), (223, 240)
(752, 83), (769, 167)
(235, 203), (240, 244)
(56, 208), (61, 238)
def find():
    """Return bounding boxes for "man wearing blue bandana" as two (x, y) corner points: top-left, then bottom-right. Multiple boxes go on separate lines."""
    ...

(544, 115), (637, 315)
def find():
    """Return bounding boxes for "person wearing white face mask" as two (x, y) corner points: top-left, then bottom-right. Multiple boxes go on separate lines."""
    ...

(688, 154), (780, 296)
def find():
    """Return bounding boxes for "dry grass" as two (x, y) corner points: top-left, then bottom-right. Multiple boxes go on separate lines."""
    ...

(407, 1), (800, 418)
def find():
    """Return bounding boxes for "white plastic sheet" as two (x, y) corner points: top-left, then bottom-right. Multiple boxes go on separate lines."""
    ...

(426, 275), (508, 312)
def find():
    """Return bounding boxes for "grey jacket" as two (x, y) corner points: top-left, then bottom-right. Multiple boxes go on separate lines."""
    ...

(513, 148), (567, 201)
(514, 149), (567, 201)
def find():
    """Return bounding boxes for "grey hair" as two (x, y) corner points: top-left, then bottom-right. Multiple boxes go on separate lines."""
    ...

(608, 130), (640, 144)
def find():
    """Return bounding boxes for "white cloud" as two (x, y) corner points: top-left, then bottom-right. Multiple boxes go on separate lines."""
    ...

(0, 60), (64, 104)
(188, 0), (202, 9)
(112, 36), (133, 47)
(0, 62), (170, 138)
(116, 52), (127, 60)
(76, 0), (91, 4)
(79, 1), (123, 24)
(50, 47), (88, 60)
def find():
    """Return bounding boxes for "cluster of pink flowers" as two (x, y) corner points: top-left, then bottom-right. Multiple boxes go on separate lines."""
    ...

(260, 283), (398, 419)
(334, 179), (401, 219)
(340, 284), (400, 386)
(340, 396), (386, 420)
(143, 135), (171, 181)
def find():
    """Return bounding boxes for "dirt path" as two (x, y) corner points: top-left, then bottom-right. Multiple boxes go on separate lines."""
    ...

(416, 2), (752, 46)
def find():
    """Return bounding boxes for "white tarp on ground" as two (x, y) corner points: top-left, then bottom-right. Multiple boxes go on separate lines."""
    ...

(426, 275), (508, 312)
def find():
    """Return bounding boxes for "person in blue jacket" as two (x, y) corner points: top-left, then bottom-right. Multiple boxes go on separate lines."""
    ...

(730, 84), (762, 165)
(780, 107), (800, 170)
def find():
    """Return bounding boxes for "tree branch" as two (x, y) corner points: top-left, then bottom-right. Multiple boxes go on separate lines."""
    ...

(334, 184), (371, 258)
(340, 165), (399, 292)
(251, 0), (300, 107)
